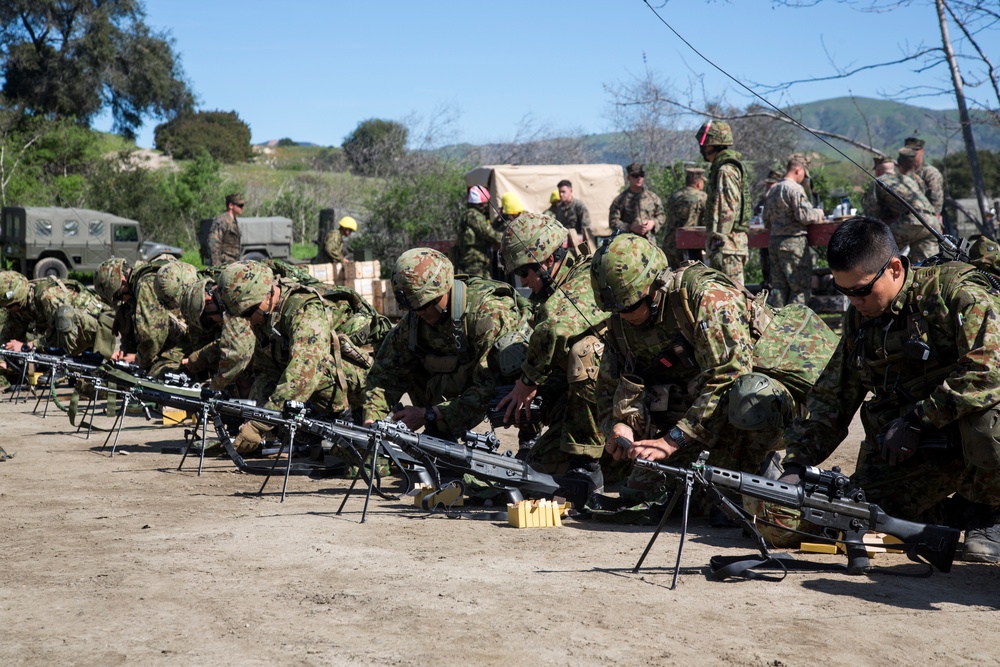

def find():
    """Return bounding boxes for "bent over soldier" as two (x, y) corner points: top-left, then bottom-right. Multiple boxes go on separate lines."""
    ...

(363, 248), (533, 439)
(592, 235), (838, 510)
(495, 213), (608, 488)
(782, 217), (1000, 562)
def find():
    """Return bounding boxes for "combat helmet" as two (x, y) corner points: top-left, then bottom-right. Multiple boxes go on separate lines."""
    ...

(391, 248), (454, 311)
(338, 216), (358, 232)
(500, 212), (567, 274)
(590, 234), (668, 312)
(154, 261), (198, 310)
(695, 119), (733, 147)
(727, 373), (794, 431)
(0, 271), (29, 309)
(94, 258), (131, 306)
(180, 278), (214, 325)
(216, 261), (274, 316)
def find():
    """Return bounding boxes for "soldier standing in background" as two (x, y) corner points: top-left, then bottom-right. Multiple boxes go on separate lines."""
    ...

(764, 156), (826, 307)
(455, 185), (503, 279)
(862, 149), (941, 264)
(697, 120), (751, 286)
(550, 179), (592, 237)
(322, 216), (357, 265)
(904, 137), (945, 216)
(207, 193), (244, 267)
(609, 162), (664, 243)
(755, 169), (784, 290)
(661, 167), (706, 267)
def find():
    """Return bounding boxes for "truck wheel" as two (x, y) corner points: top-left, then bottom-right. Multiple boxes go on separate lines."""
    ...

(242, 252), (267, 262)
(33, 257), (69, 279)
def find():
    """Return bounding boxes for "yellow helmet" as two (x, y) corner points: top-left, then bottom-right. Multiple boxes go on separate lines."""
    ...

(501, 192), (525, 215)
(549, 190), (560, 204)
(338, 216), (358, 232)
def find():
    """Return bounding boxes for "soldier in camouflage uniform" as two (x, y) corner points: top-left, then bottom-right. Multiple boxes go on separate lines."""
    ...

(764, 156), (826, 308)
(178, 277), (255, 393)
(550, 179), (592, 237)
(455, 185), (503, 279)
(216, 261), (387, 453)
(661, 168), (707, 267)
(363, 248), (533, 439)
(696, 120), (751, 286)
(609, 163), (664, 243)
(592, 235), (838, 503)
(862, 151), (941, 264)
(905, 137), (945, 215)
(322, 216), (357, 265)
(93, 257), (187, 377)
(207, 193), (244, 267)
(494, 213), (608, 486)
(781, 217), (1000, 562)
(0, 271), (112, 360)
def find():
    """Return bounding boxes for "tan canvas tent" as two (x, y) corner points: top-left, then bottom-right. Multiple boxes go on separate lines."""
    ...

(464, 164), (626, 238)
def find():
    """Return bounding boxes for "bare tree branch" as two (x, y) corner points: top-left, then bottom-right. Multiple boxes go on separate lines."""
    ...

(748, 48), (941, 92)
(944, 0), (1000, 109)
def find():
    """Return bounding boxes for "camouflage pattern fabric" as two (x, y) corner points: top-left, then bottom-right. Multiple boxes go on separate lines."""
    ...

(363, 277), (529, 438)
(455, 207), (502, 279)
(550, 199), (592, 235)
(114, 259), (187, 375)
(862, 172), (941, 264)
(609, 188), (664, 243)
(766, 236), (814, 308)
(763, 178), (825, 307)
(1, 276), (108, 354)
(913, 163), (945, 215)
(661, 185), (706, 267)
(207, 211), (241, 266)
(178, 280), (254, 390)
(322, 227), (348, 265)
(520, 254), (609, 464)
(784, 260), (1000, 518)
(701, 149), (751, 284)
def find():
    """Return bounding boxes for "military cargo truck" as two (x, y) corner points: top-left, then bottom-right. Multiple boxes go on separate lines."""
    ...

(198, 216), (293, 265)
(0, 206), (183, 279)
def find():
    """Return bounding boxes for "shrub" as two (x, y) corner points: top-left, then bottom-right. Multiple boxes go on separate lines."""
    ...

(154, 110), (252, 163)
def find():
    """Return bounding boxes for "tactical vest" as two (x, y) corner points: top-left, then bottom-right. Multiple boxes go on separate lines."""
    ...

(704, 148), (753, 234)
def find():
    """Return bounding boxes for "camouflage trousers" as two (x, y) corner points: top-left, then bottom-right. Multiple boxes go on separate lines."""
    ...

(889, 220), (940, 265)
(661, 231), (686, 269)
(904, 236), (941, 266)
(705, 251), (747, 287)
(524, 378), (604, 473)
(766, 235), (813, 308)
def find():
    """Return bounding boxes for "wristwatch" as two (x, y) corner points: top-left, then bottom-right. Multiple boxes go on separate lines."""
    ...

(424, 407), (438, 425)
(668, 426), (688, 449)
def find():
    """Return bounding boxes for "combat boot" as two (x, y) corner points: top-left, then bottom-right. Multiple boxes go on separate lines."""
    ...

(962, 503), (1000, 563)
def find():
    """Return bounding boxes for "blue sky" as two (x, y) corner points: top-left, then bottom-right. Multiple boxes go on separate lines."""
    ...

(104, 0), (995, 150)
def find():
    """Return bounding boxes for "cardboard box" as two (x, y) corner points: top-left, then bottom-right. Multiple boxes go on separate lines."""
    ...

(344, 278), (374, 297)
(162, 407), (189, 426)
(307, 263), (337, 284)
(342, 260), (380, 281)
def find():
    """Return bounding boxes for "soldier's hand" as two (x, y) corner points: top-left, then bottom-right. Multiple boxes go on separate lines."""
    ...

(606, 423), (635, 461)
(880, 417), (921, 465)
(630, 436), (676, 461)
(392, 406), (427, 431)
(497, 379), (537, 425)
(777, 462), (804, 485)
(233, 420), (272, 454)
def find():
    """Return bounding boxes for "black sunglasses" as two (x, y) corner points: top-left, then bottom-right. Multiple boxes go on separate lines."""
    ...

(514, 263), (540, 279)
(629, 172), (645, 178)
(832, 256), (892, 297)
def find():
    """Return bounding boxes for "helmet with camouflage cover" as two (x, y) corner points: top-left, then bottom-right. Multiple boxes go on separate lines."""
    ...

(727, 373), (794, 431)
(0, 271), (29, 309)
(216, 261), (274, 316)
(499, 212), (567, 274)
(590, 234), (669, 312)
(695, 119), (733, 147)
(94, 258), (131, 306)
(391, 248), (454, 311)
(154, 261), (198, 310)
(180, 277), (214, 325)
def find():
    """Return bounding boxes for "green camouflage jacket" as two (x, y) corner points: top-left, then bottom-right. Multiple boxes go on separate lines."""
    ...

(784, 261), (1000, 466)
(609, 188), (664, 242)
(913, 163), (945, 215)
(701, 148), (752, 255)
(207, 212), (241, 266)
(861, 171), (941, 243)
(763, 178), (825, 237)
(550, 199), (592, 235)
(456, 207), (503, 278)
(2, 277), (105, 350)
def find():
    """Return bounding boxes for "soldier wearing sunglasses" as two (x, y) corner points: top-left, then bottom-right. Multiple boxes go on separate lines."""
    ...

(782, 216), (1000, 562)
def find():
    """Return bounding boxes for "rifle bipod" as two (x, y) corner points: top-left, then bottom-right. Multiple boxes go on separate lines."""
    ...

(334, 432), (399, 524)
(177, 402), (212, 476)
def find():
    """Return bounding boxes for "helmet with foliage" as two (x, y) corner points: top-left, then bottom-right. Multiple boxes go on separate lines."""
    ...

(590, 234), (668, 312)
(695, 120), (733, 147)
(94, 258), (131, 306)
(0, 271), (29, 309)
(727, 373), (794, 431)
(216, 261), (274, 316)
(391, 248), (454, 311)
(154, 261), (198, 310)
(500, 212), (568, 274)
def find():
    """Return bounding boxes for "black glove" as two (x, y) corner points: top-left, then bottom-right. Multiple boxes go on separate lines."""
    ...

(879, 415), (922, 465)
(777, 462), (805, 485)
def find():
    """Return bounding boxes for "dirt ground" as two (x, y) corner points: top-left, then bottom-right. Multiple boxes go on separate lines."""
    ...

(2, 385), (999, 667)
